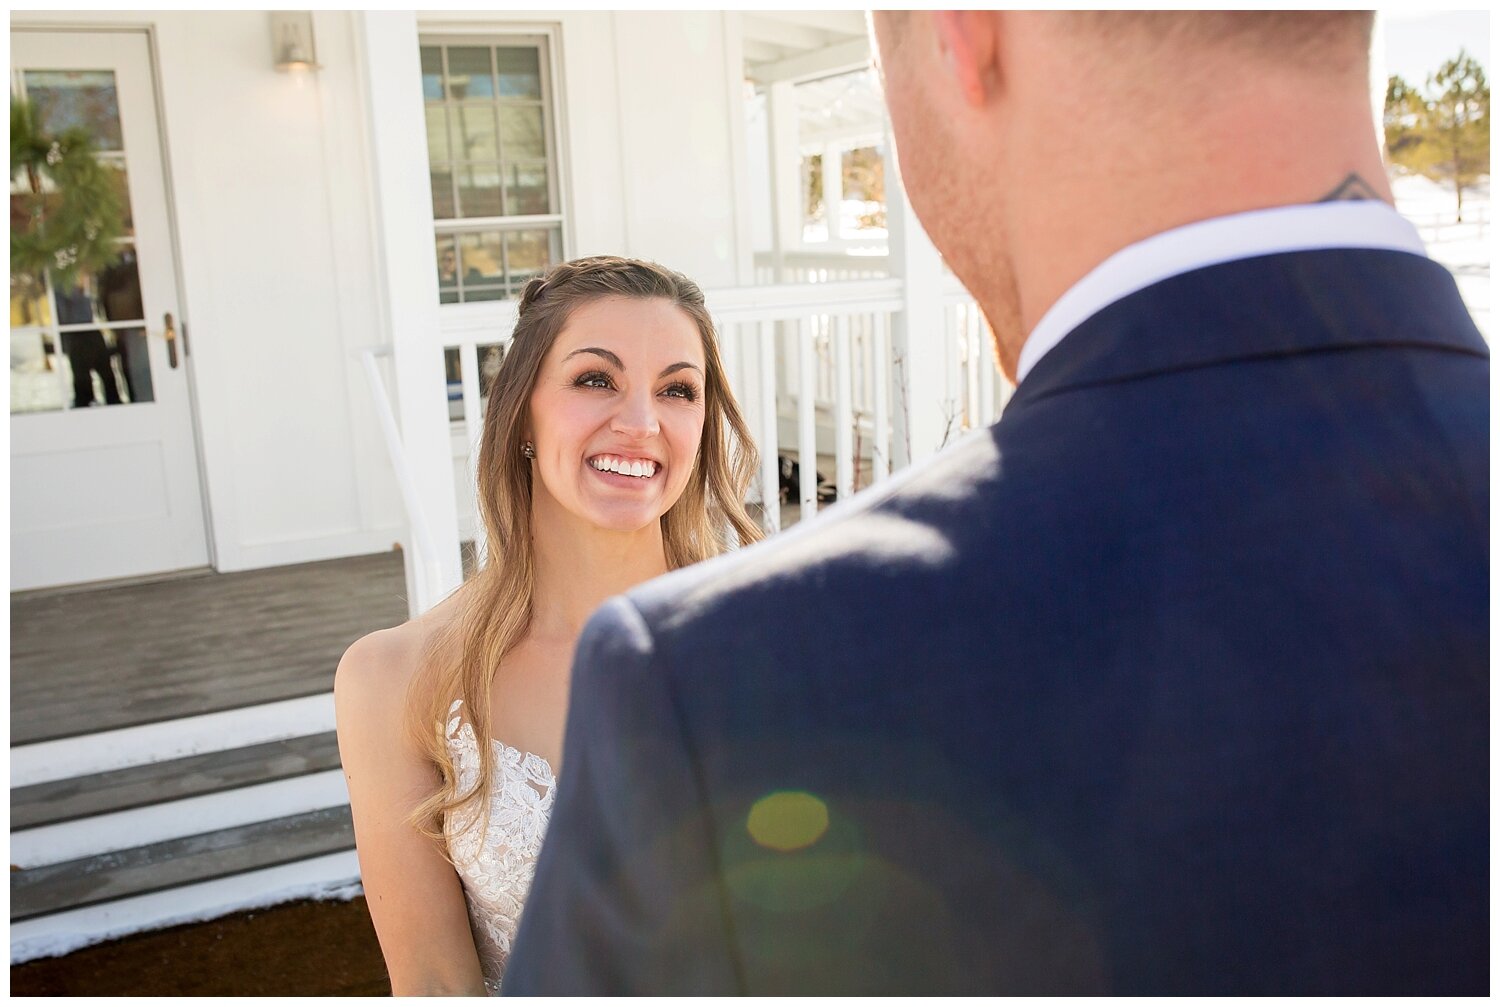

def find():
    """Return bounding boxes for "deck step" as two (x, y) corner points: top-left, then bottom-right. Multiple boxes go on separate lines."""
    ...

(11, 805), (354, 923)
(11, 731), (343, 831)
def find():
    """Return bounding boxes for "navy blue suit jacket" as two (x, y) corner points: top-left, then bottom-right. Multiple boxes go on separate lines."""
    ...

(505, 249), (1489, 994)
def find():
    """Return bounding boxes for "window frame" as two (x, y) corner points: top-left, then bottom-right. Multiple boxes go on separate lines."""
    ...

(418, 23), (571, 307)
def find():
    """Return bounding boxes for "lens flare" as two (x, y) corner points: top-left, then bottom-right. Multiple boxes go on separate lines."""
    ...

(747, 791), (831, 853)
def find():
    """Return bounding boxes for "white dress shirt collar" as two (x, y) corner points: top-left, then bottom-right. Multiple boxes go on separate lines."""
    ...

(1015, 201), (1430, 385)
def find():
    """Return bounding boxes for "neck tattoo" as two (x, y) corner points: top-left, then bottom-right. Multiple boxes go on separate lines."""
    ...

(1319, 173), (1381, 202)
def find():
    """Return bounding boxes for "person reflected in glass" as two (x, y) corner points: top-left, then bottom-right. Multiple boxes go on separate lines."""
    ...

(99, 249), (151, 404)
(56, 277), (122, 408)
(439, 247), (460, 303)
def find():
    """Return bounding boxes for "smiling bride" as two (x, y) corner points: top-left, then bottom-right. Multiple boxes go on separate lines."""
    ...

(334, 256), (762, 995)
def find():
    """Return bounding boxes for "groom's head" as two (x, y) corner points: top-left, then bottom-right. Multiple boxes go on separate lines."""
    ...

(869, 11), (1380, 379)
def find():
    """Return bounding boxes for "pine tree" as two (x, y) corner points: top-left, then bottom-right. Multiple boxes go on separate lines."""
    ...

(1426, 51), (1489, 222)
(10, 98), (126, 289)
(1385, 53), (1491, 222)
(1383, 74), (1427, 162)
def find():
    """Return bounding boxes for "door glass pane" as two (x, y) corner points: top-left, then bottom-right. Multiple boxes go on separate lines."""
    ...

(456, 165), (503, 218)
(96, 247), (144, 323)
(51, 248), (144, 326)
(23, 71), (124, 152)
(11, 272), (51, 328)
(447, 47), (495, 99)
(496, 48), (541, 99)
(451, 106), (498, 162)
(112, 327), (153, 404)
(11, 330), (64, 414)
(57, 328), (124, 407)
(105, 160), (135, 235)
(498, 106), (545, 160)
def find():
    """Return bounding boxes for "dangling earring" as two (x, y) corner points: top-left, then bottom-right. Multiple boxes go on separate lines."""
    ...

(522, 441), (536, 459)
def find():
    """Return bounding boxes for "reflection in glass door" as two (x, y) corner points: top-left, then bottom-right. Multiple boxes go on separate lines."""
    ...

(12, 69), (154, 414)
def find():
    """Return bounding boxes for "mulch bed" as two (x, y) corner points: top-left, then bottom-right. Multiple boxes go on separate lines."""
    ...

(10, 896), (390, 996)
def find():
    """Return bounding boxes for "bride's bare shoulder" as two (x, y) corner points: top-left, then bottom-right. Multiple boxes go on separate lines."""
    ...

(334, 590), (466, 719)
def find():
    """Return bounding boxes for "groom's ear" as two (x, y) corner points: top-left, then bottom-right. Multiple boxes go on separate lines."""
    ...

(933, 10), (1002, 109)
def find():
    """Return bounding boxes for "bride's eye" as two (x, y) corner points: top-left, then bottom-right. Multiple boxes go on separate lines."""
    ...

(572, 370), (614, 390)
(662, 381), (699, 402)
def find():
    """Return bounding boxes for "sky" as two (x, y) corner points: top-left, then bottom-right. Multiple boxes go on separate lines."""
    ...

(1380, 10), (1490, 86)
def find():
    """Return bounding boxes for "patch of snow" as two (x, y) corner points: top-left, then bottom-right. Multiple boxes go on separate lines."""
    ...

(1392, 172), (1490, 339)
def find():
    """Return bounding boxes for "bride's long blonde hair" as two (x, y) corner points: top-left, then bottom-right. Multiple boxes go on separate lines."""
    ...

(408, 255), (762, 841)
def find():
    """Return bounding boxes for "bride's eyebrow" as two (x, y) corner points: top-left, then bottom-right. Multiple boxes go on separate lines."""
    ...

(562, 347), (623, 369)
(561, 347), (703, 380)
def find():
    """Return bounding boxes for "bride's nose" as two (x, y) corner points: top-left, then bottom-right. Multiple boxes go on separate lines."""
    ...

(610, 390), (660, 439)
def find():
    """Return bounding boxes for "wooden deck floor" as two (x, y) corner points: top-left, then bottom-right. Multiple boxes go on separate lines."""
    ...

(11, 551), (410, 745)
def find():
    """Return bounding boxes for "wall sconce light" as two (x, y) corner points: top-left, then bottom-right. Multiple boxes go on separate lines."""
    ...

(270, 11), (320, 73)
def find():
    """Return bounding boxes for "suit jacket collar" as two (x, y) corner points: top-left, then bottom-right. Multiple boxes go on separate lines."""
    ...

(1016, 201), (1431, 383)
(1006, 248), (1488, 411)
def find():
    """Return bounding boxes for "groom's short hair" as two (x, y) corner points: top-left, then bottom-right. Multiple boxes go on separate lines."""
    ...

(878, 12), (1375, 70)
(1065, 11), (1374, 69)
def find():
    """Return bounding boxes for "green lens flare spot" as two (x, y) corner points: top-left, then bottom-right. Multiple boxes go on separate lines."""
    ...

(747, 791), (830, 853)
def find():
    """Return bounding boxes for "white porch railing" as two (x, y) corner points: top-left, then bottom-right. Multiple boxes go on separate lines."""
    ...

(753, 248), (889, 285)
(365, 276), (1014, 608)
(710, 277), (904, 532)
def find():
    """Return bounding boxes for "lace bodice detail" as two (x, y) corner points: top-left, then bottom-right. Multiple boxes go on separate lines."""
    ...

(443, 699), (555, 995)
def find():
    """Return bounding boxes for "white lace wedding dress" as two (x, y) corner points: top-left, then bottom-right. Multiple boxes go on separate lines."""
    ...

(443, 699), (556, 994)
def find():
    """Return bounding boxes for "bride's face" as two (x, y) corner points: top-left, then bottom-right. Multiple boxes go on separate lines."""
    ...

(526, 295), (708, 535)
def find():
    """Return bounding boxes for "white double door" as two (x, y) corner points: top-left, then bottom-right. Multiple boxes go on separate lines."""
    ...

(11, 29), (208, 590)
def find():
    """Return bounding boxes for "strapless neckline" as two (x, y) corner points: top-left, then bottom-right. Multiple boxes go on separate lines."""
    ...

(488, 736), (554, 779)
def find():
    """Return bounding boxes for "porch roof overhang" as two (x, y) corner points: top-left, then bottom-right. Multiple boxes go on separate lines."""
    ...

(742, 11), (871, 86)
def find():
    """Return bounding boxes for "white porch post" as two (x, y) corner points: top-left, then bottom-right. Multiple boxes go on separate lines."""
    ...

(357, 12), (462, 617)
(821, 141), (843, 243)
(765, 79), (802, 282)
(884, 139), (950, 467)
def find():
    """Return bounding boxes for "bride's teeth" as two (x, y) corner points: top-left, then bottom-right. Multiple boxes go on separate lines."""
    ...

(591, 456), (655, 477)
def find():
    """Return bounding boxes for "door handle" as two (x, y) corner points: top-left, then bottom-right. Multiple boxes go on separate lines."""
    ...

(164, 311), (178, 369)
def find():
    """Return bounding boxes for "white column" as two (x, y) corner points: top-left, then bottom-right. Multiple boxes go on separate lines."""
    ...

(765, 79), (802, 281)
(357, 12), (463, 615)
(821, 141), (843, 243)
(721, 12), (756, 289)
(884, 138), (949, 468)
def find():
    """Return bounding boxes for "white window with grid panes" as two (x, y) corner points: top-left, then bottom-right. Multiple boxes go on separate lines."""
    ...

(421, 35), (564, 305)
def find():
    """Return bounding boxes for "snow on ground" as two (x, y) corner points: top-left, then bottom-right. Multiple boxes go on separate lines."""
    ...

(1392, 172), (1490, 340)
